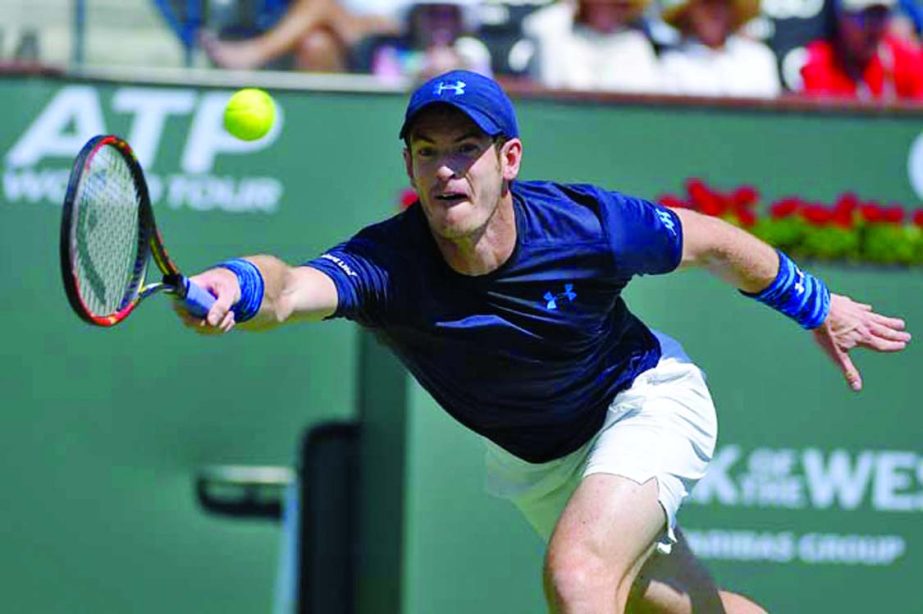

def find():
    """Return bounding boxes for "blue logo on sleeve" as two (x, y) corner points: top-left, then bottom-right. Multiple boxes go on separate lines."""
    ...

(544, 284), (577, 310)
(656, 209), (677, 236)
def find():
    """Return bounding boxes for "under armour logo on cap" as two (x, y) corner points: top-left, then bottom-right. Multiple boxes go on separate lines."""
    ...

(399, 70), (519, 140)
(434, 80), (467, 96)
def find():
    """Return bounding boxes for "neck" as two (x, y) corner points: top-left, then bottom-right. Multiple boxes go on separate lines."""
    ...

(691, 32), (728, 50)
(435, 193), (517, 276)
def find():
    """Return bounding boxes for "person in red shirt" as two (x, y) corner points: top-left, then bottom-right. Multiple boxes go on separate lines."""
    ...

(800, 0), (923, 100)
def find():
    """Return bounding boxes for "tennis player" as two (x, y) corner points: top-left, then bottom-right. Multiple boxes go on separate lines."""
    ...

(177, 70), (910, 613)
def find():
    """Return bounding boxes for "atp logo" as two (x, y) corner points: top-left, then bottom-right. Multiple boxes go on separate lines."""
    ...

(434, 80), (467, 96)
(4, 85), (284, 213)
(544, 284), (577, 310)
(656, 209), (677, 236)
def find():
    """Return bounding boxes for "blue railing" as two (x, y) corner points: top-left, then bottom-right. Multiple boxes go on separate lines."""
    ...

(150, 0), (203, 66)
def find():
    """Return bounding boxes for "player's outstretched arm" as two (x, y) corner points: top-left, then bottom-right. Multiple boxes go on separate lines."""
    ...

(175, 255), (337, 334)
(673, 208), (911, 391)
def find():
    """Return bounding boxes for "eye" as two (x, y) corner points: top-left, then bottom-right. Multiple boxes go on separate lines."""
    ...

(415, 146), (436, 158)
(458, 142), (481, 155)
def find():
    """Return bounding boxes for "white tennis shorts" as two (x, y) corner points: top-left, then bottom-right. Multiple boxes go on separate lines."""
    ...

(484, 331), (717, 553)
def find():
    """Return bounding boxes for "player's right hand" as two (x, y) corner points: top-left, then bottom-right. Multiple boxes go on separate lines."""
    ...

(173, 268), (240, 334)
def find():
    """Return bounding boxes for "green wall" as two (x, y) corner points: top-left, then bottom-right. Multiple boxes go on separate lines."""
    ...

(0, 78), (386, 612)
(2, 74), (921, 612)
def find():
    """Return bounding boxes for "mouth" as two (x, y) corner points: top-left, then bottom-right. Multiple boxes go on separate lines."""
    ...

(434, 191), (469, 206)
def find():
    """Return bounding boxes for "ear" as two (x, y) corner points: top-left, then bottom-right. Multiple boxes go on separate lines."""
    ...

(403, 148), (417, 189)
(500, 138), (523, 182)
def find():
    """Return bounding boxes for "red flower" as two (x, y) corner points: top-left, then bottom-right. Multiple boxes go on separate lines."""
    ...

(769, 197), (801, 219)
(686, 178), (727, 216)
(801, 204), (834, 226)
(685, 178), (708, 194)
(830, 193), (857, 228)
(831, 211), (853, 228)
(913, 209), (923, 227)
(730, 185), (759, 208)
(834, 192), (858, 211)
(883, 205), (905, 224)
(735, 208), (758, 227)
(801, 204), (833, 226)
(860, 202), (884, 223)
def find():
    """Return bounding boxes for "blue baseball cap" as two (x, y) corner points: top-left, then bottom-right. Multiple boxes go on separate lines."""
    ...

(399, 70), (520, 140)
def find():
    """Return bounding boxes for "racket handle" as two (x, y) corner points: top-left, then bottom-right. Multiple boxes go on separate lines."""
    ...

(180, 276), (217, 318)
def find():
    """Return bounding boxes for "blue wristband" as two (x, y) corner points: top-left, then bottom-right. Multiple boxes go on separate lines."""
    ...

(742, 250), (830, 330)
(215, 259), (265, 323)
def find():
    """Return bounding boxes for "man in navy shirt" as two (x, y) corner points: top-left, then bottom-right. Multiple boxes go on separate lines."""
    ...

(179, 71), (910, 612)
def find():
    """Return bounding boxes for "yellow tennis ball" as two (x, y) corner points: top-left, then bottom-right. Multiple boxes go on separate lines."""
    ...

(223, 88), (276, 141)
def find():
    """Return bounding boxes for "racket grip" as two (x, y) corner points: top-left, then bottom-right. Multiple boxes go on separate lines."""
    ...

(180, 277), (217, 318)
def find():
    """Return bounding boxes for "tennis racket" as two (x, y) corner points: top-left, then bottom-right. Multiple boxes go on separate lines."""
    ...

(60, 134), (216, 327)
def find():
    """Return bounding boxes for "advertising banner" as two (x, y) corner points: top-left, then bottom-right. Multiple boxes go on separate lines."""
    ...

(2, 75), (921, 612)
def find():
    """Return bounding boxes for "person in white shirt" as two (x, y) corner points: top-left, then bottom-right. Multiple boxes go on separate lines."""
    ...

(523, 0), (663, 93)
(658, 0), (782, 97)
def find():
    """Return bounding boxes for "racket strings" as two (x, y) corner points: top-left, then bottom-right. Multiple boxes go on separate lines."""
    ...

(73, 146), (144, 316)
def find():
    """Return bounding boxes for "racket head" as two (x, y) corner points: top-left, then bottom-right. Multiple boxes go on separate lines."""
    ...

(60, 135), (155, 326)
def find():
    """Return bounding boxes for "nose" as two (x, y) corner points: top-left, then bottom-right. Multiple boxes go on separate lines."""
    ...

(435, 159), (459, 182)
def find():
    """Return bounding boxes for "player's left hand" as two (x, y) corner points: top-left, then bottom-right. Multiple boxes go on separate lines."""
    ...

(812, 293), (911, 392)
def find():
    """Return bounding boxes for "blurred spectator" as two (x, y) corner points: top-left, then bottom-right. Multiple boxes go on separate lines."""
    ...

(893, 0), (923, 41)
(475, 0), (555, 76)
(659, 0), (782, 97)
(757, 0), (838, 91)
(799, 0), (923, 99)
(201, 0), (407, 72)
(522, 0), (663, 92)
(355, 0), (493, 82)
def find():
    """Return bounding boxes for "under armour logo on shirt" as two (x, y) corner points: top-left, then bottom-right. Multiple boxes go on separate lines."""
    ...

(656, 209), (677, 236)
(434, 80), (467, 96)
(544, 284), (577, 310)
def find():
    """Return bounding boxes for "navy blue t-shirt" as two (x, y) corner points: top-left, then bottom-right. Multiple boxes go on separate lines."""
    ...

(306, 180), (683, 463)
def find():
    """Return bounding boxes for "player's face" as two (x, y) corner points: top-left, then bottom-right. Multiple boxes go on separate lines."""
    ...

(404, 107), (521, 241)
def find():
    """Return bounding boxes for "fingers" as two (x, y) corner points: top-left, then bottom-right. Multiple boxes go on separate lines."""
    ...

(869, 321), (912, 342)
(870, 313), (907, 330)
(173, 268), (241, 335)
(864, 322), (911, 352)
(828, 295), (911, 351)
(819, 295), (910, 390)
(218, 310), (236, 333)
(835, 294), (906, 329)
(171, 301), (230, 335)
(207, 287), (237, 327)
(838, 351), (863, 392)
(864, 337), (909, 352)
(813, 325), (863, 392)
